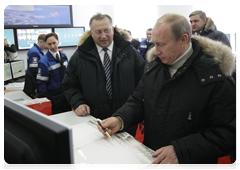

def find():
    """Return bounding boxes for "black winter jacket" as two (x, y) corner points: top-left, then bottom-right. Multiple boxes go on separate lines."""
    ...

(62, 28), (145, 120)
(113, 35), (236, 164)
(194, 17), (231, 48)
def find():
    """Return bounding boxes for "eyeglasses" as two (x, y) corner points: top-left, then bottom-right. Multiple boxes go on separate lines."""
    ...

(93, 28), (112, 35)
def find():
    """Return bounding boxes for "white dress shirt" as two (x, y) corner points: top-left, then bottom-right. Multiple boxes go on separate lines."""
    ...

(96, 41), (114, 65)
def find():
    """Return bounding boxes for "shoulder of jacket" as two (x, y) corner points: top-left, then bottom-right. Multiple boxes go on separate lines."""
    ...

(205, 17), (215, 31)
(192, 35), (235, 77)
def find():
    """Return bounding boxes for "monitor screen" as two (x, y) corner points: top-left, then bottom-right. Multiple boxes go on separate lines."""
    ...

(10, 60), (25, 79)
(54, 27), (85, 47)
(16, 28), (52, 50)
(4, 98), (73, 163)
(4, 29), (15, 44)
(4, 63), (12, 81)
(4, 5), (73, 28)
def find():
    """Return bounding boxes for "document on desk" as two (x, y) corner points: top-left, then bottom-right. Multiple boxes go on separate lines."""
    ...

(72, 120), (155, 164)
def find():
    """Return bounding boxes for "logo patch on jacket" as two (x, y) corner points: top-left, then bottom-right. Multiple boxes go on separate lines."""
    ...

(33, 57), (38, 63)
(63, 61), (68, 68)
(38, 68), (41, 75)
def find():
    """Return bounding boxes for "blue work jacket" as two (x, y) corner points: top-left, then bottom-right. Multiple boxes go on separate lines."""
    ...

(37, 50), (68, 98)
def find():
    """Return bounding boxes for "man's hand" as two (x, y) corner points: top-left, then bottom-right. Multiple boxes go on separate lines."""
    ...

(152, 145), (179, 164)
(74, 104), (90, 116)
(97, 117), (122, 139)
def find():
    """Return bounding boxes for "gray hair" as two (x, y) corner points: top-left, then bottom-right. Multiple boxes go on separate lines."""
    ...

(89, 13), (113, 30)
(155, 13), (192, 43)
(189, 10), (206, 20)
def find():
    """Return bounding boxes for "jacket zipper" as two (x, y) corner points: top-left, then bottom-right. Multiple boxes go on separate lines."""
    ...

(188, 112), (192, 120)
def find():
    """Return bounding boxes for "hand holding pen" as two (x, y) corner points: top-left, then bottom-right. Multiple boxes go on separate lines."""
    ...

(96, 117), (122, 139)
(96, 119), (112, 140)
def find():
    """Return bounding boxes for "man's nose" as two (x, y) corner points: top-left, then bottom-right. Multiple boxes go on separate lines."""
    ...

(100, 32), (107, 38)
(154, 47), (161, 56)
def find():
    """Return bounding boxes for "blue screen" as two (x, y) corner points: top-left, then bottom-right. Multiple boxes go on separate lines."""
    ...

(4, 5), (72, 27)
(4, 29), (15, 44)
(54, 27), (85, 47)
(16, 28), (52, 50)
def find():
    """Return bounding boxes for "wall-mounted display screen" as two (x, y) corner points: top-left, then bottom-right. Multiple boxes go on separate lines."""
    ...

(54, 27), (85, 47)
(16, 28), (52, 50)
(4, 63), (12, 81)
(4, 29), (15, 44)
(10, 60), (25, 79)
(4, 5), (73, 28)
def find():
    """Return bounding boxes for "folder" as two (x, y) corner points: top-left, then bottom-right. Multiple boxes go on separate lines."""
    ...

(18, 97), (52, 116)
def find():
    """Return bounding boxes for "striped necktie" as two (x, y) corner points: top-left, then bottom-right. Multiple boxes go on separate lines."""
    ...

(102, 48), (112, 102)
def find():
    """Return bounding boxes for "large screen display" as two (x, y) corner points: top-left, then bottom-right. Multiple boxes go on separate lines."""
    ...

(10, 60), (25, 79)
(16, 28), (52, 50)
(54, 27), (85, 47)
(4, 29), (15, 44)
(4, 5), (73, 28)
(4, 63), (12, 81)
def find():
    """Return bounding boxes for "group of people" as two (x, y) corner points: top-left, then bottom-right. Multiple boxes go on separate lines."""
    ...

(20, 10), (235, 164)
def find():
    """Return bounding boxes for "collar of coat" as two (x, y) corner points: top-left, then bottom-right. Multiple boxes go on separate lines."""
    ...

(145, 35), (235, 76)
(77, 27), (131, 50)
(204, 17), (216, 31)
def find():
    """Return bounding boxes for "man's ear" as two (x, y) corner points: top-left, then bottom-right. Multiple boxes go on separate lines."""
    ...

(90, 30), (93, 36)
(181, 34), (188, 46)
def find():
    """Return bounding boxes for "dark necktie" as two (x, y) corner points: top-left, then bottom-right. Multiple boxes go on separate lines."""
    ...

(56, 53), (60, 62)
(56, 53), (64, 79)
(102, 48), (112, 102)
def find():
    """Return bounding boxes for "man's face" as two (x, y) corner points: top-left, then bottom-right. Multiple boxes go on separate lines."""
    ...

(46, 36), (59, 52)
(146, 30), (152, 41)
(189, 15), (207, 32)
(90, 18), (114, 48)
(152, 23), (185, 65)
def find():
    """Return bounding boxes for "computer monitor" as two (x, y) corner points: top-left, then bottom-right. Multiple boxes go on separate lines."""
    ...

(10, 60), (25, 80)
(4, 5), (73, 28)
(54, 27), (85, 47)
(4, 63), (13, 82)
(4, 97), (73, 163)
(16, 28), (52, 50)
(4, 29), (15, 44)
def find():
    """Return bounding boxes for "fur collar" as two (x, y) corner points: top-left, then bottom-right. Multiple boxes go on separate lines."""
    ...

(146, 35), (235, 76)
(205, 17), (216, 31)
(77, 27), (131, 46)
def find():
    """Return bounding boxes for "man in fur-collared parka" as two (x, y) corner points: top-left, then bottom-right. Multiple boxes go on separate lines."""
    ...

(97, 13), (236, 164)
(62, 13), (144, 137)
(189, 10), (231, 47)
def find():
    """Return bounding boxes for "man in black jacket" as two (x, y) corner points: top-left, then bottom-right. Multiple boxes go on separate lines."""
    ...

(97, 13), (236, 164)
(189, 10), (231, 47)
(62, 13), (145, 136)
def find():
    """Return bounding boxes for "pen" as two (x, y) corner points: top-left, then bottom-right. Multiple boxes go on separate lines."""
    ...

(96, 119), (112, 140)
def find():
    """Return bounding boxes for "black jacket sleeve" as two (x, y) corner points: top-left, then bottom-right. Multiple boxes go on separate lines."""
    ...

(62, 51), (86, 110)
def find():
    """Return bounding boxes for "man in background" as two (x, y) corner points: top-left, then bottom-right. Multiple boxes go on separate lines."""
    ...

(126, 30), (140, 50)
(62, 13), (145, 137)
(189, 10), (231, 47)
(4, 38), (19, 63)
(37, 33), (71, 114)
(139, 28), (152, 56)
(23, 34), (47, 98)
